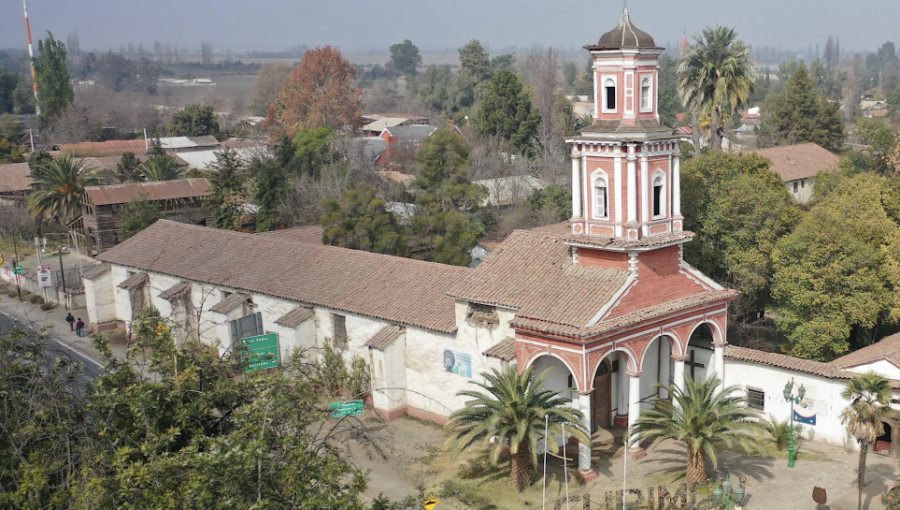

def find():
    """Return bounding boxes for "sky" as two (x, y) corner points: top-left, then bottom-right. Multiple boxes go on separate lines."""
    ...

(0, 0), (898, 55)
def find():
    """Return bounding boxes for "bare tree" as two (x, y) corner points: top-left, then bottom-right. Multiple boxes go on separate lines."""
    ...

(252, 63), (292, 116)
(200, 43), (214, 68)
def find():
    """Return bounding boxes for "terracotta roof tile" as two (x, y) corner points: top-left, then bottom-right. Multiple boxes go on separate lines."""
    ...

(210, 293), (251, 314)
(365, 325), (404, 350)
(483, 338), (516, 362)
(449, 230), (630, 329)
(81, 263), (110, 280)
(830, 332), (900, 369)
(117, 272), (148, 290)
(257, 225), (324, 245)
(745, 143), (838, 182)
(564, 231), (695, 250)
(158, 281), (191, 301)
(96, 220), (466, 333)
(0, 163), (32, 193)
(274, 307), (315, 328)
(84, 178), (211, 206)
(725, 345), (851, 379)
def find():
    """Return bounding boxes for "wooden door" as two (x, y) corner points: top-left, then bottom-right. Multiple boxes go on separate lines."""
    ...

(592, 360), (612, 431)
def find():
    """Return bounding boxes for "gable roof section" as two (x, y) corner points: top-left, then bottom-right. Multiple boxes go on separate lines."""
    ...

(384, 125), (437, 145)
(365, 325), (404, 351)
(275, 307), (315, 328)
(257, 225), (324, 245)
(210, 293), (251, 314)
(725, 345), (851, 379)
(96, 220), (467, 333)
(0, 163), (32, 193)
(84, 178), (211, 206)
(747, 143), (838, 182)
(831, 332), (900, 369)
(448, 230), (629, 330)
(82, 263), (110, 280)
(158, 281), (191, 301)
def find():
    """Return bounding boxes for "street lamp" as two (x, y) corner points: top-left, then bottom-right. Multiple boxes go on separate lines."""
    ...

(712, 475), (746, 509)
(782, 378), (806, 468)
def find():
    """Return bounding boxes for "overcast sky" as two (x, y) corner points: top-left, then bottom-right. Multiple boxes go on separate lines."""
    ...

(1, 0), (897, 55)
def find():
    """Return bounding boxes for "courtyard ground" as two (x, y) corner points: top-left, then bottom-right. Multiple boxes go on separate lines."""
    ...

(362, 415), (899, 510)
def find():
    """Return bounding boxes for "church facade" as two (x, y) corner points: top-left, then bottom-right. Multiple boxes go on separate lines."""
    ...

(80, 9), (900, 481)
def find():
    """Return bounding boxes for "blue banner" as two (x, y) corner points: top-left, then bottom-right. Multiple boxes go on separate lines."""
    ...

(794, 409), (816, 426)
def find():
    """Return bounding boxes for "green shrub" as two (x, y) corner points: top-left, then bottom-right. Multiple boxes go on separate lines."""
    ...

(7, 291), (16, 298)
(30, 295), (44, 304)
(457, 457), (491, 479)
(766, 414), (803, 451)
(440, 481), (496, 510)
(40, 302), (56, 311)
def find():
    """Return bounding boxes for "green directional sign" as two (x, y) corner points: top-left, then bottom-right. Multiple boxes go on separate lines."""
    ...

(14, 265), (24, 275)
(240, 333), (279, 372)
(330, 400), (364, 418)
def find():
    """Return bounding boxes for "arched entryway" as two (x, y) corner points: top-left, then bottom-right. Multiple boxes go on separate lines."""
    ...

(531, 355), (578, 401)
(876, 421), (893, 456)
(686, 323), (715, 382)
(592, 358), (613, 431)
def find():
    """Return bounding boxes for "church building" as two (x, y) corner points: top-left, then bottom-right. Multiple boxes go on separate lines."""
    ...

(77, 8), (900, 481)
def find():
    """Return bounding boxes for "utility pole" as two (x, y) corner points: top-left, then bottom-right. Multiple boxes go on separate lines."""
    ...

(12, 231), (22, 302)
(34, 236), (46, 303)
(58, 247), (67, 309)
(22, 0), (40, 116)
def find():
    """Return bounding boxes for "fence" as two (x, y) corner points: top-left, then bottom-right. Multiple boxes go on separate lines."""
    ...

(1, 266), (87, 309)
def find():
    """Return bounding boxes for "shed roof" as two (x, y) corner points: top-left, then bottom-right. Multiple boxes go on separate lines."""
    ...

(210, 293), (251, 314)
(117, 272), (148, 290)
(81, 263), (110, 280)
(53, 139), (148, 157)
(831, 332), (900, 370)
(274, 307), (315, 328)
(83, 178), (211, 206)
(158, 281), (191, 301)
(0, 163), (32, 193)
(384, 125), (437, 145)
(745, 143), (839, 182)
(96, 220), (468, 333)
(364, 325), (404, 351)
(483, 338), (517, 362)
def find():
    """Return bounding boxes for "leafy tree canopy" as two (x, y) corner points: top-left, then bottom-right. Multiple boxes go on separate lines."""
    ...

(291, 127), (336, 178)
(0, 137), (26, 164)
(33, 32), (73, 119)
(168, 103), (220, 138)
(320, 184), (410, 256)
(458, 40), (491, 82)
(207, 148), (251, 230)
(478, 70), (541, 151)
(119, 200), (161, 239)
(389, 39), (422, 76)
(251, 156), (288, 233)
(526, 184), (571, 222)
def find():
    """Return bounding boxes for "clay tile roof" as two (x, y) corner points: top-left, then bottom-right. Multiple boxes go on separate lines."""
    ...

(84, 178), (211, 206)
(483, 338), (517, 362)
(564, 231), (695, 250)
(725, 345), (851, 380)
(158, 281), (191, 301)
(0, 163), (32, 193)
(117, 272), (148, 290)
(257, 225), (324, 245)
(210, 293), (251, 314)
(365, 325), (404, 351)
(96, 220), (467, 333)
(745, 143), (839, 182)
(588, 8), (658, 50)
(274, 307), (315, 328)
(449, 230), (630, 329)
(580, 119), (673, 136)
(81, 263), (110, 280)
(53, 139), (147, 157)
(831, 332), (900, 369)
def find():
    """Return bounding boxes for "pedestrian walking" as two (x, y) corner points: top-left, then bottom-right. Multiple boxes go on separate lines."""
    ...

(75, 318), (85, 337)
(66, 312), (75, 331)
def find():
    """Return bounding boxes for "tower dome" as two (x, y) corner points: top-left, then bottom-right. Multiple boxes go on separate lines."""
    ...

(589, 8), (658, 50)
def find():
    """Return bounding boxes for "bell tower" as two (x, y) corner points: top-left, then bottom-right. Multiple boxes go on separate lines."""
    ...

(567, 8), (685, 245)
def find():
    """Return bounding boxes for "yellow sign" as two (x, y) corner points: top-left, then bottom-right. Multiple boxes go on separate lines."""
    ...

(423, 496), (439, 510)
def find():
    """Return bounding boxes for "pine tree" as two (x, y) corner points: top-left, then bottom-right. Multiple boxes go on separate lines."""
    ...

(32, 32), (73, 119)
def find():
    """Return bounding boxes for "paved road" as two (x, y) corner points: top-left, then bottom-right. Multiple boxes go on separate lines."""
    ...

(0, 306), (105, 379)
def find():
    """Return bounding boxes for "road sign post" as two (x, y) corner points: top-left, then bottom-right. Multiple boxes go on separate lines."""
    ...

(329, 400), (364, 418)
(239, 333), (280, 372)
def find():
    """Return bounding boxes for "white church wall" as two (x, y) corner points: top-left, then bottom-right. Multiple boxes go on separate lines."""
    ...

(638, 339), (670, 411)
(685, 345), (713, 382)
(725, 360), (852, 448)
(110, 265), (134, 325)
(84, 271), (116, 326)
(453, 301), (517, 352)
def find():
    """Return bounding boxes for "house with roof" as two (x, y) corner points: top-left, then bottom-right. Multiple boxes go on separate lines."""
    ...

(81, 9), (900, 479)
(746, 143), (839, 204)
(79, 179), (212, 254)
(0, 162), (32, 206)
(359, 113), (429, 136)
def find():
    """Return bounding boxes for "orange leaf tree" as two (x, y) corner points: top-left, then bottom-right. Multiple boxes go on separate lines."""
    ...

(266, 46), (363, 138)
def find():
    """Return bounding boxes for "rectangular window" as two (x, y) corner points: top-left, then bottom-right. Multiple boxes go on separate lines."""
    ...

(605, 85), (616, 111)
(332, 314), (347, 348)
(801, 180), (805, 188)
(747, 387), (765, 410)
(653, 183), (663, 216)
(793, 182), (799, 193)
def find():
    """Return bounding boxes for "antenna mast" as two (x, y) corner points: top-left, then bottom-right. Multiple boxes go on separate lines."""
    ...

(23, 0), (40, 116)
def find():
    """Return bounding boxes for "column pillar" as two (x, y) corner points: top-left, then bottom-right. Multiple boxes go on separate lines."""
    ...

(577, 392), (597, 480)
(672, 154), (682, 218)
(614, 356), (629, 427)
(626, 145), (637, 223)
(571, 154), (582, 219)
(713, 342), (726, 392)
(672, 355), (686, 405)
(640, 154), (650, 229)
(659, 345), (671, 400)
(627, 372), (645, 458)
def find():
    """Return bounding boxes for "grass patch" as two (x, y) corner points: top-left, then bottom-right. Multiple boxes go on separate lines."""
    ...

(402, 414), (444, 430)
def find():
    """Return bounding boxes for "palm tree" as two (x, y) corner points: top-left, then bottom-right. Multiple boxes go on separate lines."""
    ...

(630, 376), (767, 485)
(841, 372), (898, 510)
(677, 25), (755, 150)
(27, 155), (100, 224)
(139, 154), (184, 181)
(444, 366), (590, 491)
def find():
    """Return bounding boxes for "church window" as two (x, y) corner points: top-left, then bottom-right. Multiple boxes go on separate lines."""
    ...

(594, 177), (609, 219)
(604, 79), (616, 111)
(653, 175), (664, 217)
(640, 77), (651, 111)
(746, 386), (765, 410)
(332, 314), (347, 348)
